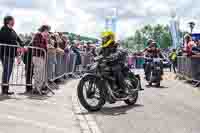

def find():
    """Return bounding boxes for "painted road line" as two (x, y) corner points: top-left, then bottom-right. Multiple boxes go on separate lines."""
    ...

(72, 91), (102, 133)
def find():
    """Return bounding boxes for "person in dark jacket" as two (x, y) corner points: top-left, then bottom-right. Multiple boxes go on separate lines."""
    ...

(143, 39), (164, 81)
(0, 16), (23, 95)
(71, 41), (82, 66)
(99, 31), (132, 94)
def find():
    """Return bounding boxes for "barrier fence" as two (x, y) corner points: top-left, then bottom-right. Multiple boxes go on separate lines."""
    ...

(47, 50), (77, 82)
(0, 43), (96, 95)
(177, 56), (200, 86)
(0, 43), (54, 95)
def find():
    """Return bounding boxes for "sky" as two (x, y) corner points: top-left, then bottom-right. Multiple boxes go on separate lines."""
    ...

(0, 0), (200, 39)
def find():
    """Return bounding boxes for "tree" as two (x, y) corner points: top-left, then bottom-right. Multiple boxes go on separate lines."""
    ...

(122, 24), (173, 51)
(134, 30), (144, 51)
(141, 25), (153, 39)
(160, 32), (172, 48)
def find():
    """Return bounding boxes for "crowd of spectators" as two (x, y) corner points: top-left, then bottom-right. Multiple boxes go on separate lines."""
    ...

(0, 15), (97, 95)
(180, 33), (200, 56)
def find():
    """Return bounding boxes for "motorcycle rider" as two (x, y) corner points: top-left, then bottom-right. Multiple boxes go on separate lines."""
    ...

(143, 39), (164, 81)
(99, 31), (142, 94)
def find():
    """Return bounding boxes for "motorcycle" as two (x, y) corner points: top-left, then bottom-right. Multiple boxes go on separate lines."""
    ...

(145, 57), (163, 87)
(77, 55), (143, 112)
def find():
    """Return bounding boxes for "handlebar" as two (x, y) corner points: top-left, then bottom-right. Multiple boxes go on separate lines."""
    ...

(144, 57), (153, 61)
(144, 57), (163, 62)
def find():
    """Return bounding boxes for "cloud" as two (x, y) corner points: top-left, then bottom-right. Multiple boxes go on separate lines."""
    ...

(0, 0), (200, 38)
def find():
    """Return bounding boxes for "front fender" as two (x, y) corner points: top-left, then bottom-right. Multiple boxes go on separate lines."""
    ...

(80, 73), (103, 89)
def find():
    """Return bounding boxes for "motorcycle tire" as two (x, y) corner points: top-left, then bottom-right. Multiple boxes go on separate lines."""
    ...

(156, 82), (160, 87)
(124, 91), (138, 105)
(77, 76), (105, 112)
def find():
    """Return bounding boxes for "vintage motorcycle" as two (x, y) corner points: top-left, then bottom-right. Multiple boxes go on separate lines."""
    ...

(77, 55), (143, 112)
(145, 57), (163, 87)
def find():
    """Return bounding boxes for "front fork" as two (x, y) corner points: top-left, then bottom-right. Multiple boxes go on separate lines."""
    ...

(97, 79), (117, 103)
(135, 74), (143, 90)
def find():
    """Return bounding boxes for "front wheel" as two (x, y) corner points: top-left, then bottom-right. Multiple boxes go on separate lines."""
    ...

(77, 75), (105, 112)
(124, 91), (138, 105)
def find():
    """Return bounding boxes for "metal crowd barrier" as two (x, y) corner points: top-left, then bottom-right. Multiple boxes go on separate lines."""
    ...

(177, 56), (192, 79)
(0, 43), (54, 95)
(47, 50), (77, 82)
(73, 51), (94, 77)
(177, 56), (200, 86)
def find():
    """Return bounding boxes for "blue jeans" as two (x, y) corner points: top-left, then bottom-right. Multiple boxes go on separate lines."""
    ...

(0, 56), (14, 92)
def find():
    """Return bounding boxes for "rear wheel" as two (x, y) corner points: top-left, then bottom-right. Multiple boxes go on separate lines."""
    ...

(77, 76), (105, 112)
(156, 82), (160, 87)
(124, 75), (139, 105)
(124, 91), (138, 105)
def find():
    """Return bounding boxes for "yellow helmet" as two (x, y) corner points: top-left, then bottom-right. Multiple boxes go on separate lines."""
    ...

(101, 31), (115, 48)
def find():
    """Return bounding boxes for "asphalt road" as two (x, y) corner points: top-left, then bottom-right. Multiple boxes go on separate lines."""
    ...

(88, 71), (200, 133)
(0, 69), (200, 133)
(0, 81), (81, 133)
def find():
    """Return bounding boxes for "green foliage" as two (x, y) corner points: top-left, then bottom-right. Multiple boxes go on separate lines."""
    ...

(122, 24), (173, 51)
(62, 32), (98, 43)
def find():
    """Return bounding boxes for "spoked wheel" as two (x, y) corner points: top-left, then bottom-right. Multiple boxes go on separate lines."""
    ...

(124, 76), (139, 105)
(124, 91), (138, 105)
(77, 76), (105, 112)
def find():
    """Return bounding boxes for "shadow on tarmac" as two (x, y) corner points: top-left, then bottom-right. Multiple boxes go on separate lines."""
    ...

(145, 85), (168, 89)
(99, 104), (144, 116)
(79, 104), (144, 116)
(0, 95), (20, 101)
(0, 78), (74, 102)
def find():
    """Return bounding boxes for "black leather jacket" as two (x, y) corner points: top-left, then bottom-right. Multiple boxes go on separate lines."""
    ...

(0, 25), (23, 57)
(99, 45), (128, 71)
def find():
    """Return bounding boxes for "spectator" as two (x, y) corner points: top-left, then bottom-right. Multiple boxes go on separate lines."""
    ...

(47, 33), (57, 82)
(32, 25), (51, 93)
(62, 35), (70, 53)
(184, 34), (194, 56)
(22, 38), (34, 93)
(71, 41), (82, 70)
(54, 33), (64, 54)
(86, 42), (97, 57)
(49, 32), (57, 48)
(169, 49), (177, 73)
(0, 16), (23, 95)
(86, 42), (91, 53)
(58, 33), (66, 50)
(192, 40), (200, 55)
